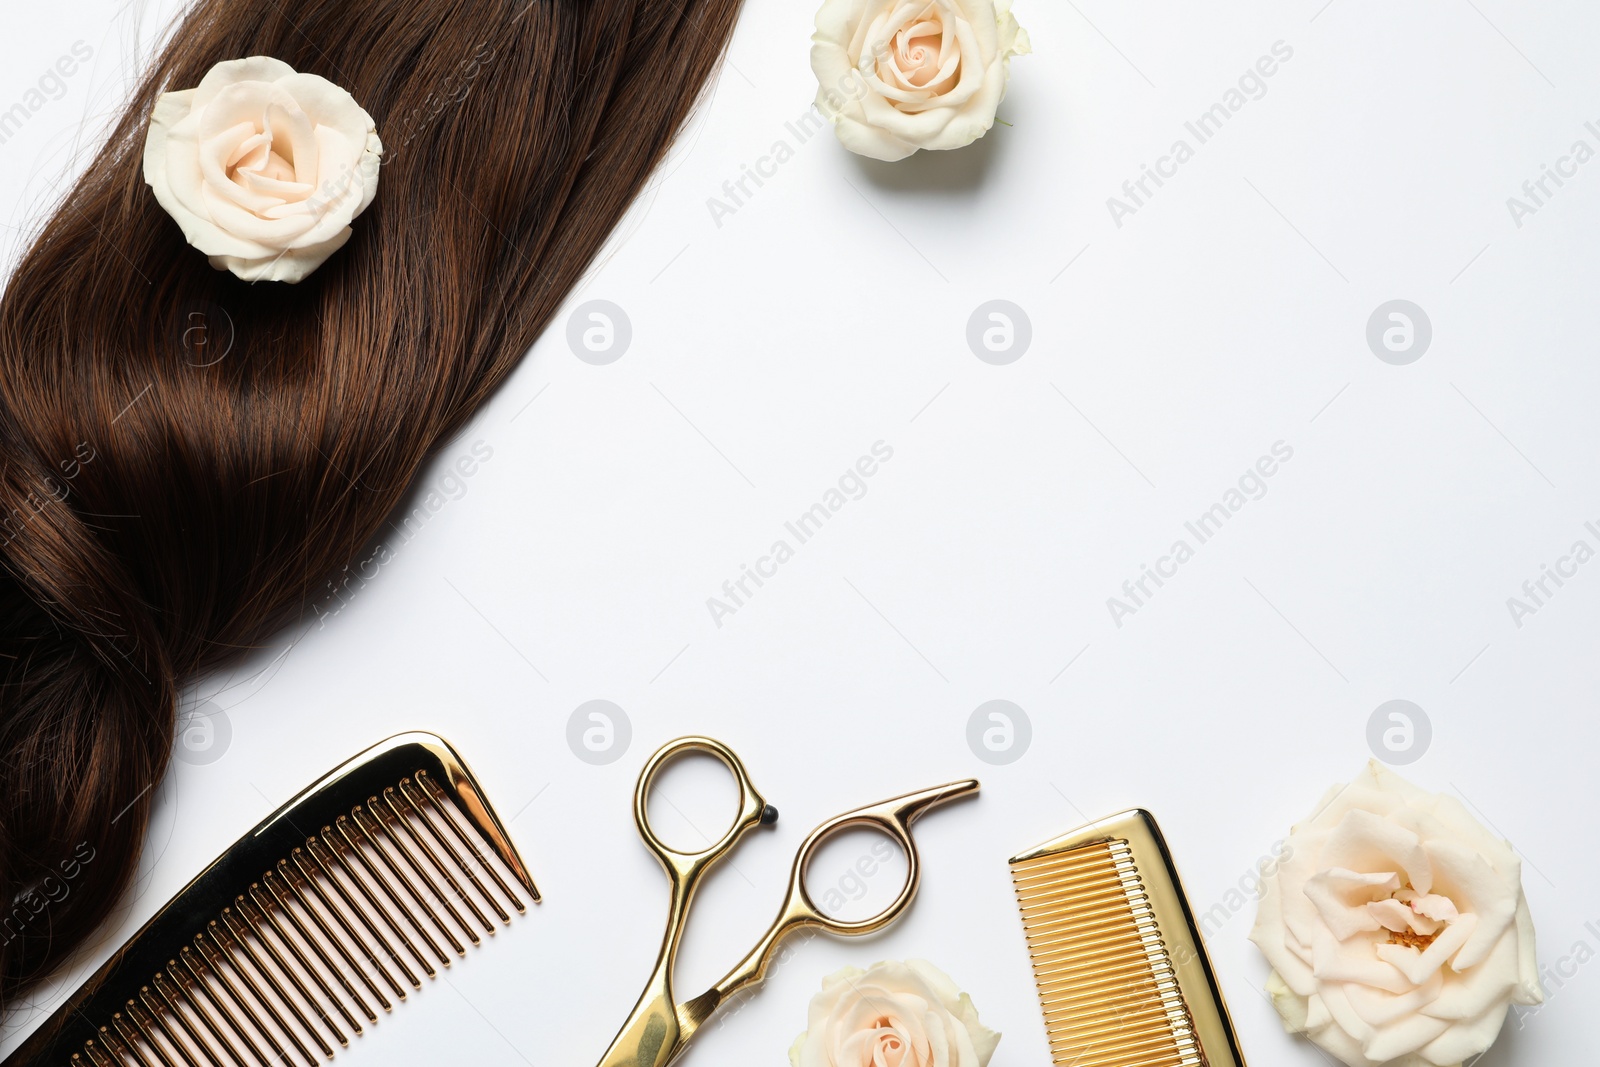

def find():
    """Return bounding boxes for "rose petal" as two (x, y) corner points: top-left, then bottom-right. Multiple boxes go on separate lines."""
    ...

(1311, 928), (1414, 994)
(1367, 897), (1418, 934)
(1321, 810), (1434, 894)
(1305, 867), (1400, 940)
(1250, 855), (1321, 996)
(1512, 895), (1543, 1006)
(1266, 969), (1312, 1033)
(1420, 924), (1519, 1022)
(1344, 971), (1444, 1027)
(1417, 1005), (1512, 1066)
(190, 56), (298, 111)
(211, 227), (350, 283)
(143, 91), (211, 237)
(1314, 981), (1379, 1051)
(1363, 1010), (1453, 1065)
(1426, 840), (1516, 970)
(1411, 893), (1459, 924)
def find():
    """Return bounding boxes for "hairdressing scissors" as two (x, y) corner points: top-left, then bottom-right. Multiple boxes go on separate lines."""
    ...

(595, 736), (979, 1067)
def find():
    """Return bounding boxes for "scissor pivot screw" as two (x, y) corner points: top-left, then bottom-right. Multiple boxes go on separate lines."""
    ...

(760, 805), (779, 825)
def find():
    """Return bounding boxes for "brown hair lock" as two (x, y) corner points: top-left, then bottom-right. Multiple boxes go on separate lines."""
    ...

(0, 0), (743, 1005)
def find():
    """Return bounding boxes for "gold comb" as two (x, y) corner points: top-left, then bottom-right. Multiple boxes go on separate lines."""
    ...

(4, 731), (537, 1067)
(1009, 809), (1246, 1067)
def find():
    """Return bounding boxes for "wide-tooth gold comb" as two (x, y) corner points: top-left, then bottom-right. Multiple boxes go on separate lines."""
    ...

(4, 732), (537, 1067)
(1009, 810), (1247, 1067)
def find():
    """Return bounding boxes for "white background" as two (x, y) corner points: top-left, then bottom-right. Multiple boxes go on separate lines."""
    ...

(3, 0), (1598, 1064)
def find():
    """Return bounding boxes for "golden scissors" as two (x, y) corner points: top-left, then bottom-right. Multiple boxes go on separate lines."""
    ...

(595, 736), (979, 1067)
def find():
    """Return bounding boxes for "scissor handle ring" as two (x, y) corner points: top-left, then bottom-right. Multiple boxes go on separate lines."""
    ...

(633, 736), (768, 871)
(789, 812), (921, 937)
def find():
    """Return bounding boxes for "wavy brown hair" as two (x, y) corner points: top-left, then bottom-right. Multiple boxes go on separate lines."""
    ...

(0, 0), (741, 1005)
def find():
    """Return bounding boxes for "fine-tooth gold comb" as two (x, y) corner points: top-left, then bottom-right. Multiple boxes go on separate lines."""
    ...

(1009, 810), (1247, 1067)
(4, 731), (537, 1067)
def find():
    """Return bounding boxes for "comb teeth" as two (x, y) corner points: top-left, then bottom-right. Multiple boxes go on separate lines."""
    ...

(10, 735), (538, 1067)
(78, 772), (526, 1067)
(1009, 811), (1247, 1067)
(1011, 839), (1201, 1067)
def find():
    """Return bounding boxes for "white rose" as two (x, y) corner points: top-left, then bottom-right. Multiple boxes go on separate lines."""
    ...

(811, 0), (1030, 162)
(788, 960), (999, 1067)
(1251, 762), (1542, 1067)
(143, 57), (382, 283)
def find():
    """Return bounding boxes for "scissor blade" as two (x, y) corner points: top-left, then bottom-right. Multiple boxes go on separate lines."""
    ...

(596, 990), (684, 1067)
(674, 989), (723, 1044)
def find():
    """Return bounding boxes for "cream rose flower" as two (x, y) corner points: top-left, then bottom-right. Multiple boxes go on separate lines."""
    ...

(788, 960), (999, 1067)
(143, 57), (382, 283)
(1251, 762), (1542, 1067)
(811, 0), (1030, 162)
